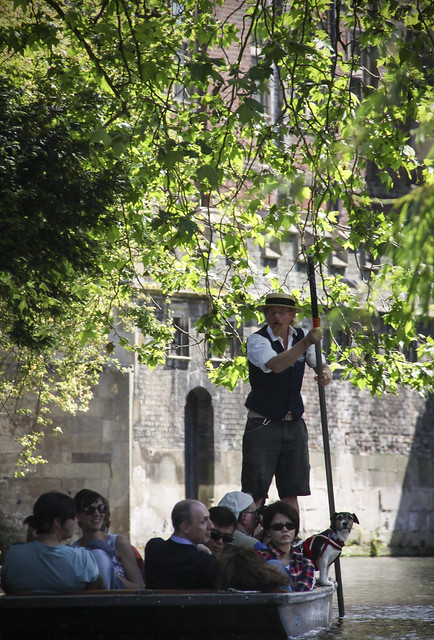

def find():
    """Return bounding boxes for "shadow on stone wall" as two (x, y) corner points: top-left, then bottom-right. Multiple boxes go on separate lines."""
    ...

(389, 393), (434, 556)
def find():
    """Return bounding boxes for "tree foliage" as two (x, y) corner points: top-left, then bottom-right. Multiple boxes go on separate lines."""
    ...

(0, 0), (433, 469)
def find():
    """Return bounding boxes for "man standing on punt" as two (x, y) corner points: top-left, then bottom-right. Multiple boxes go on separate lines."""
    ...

(242, 293), (332, 513)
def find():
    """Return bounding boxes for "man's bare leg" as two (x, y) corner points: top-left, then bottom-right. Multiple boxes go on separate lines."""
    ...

(281, 496), (299, 513)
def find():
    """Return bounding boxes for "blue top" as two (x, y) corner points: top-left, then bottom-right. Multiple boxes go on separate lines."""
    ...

(71, 533), (125, 583)
(1, 541), (99, 594)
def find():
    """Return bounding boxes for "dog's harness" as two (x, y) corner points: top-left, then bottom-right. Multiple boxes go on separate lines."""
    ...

(302, 528), (345, 571)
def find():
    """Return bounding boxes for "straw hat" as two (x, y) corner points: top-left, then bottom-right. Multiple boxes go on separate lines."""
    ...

(258, 293), (302, 313)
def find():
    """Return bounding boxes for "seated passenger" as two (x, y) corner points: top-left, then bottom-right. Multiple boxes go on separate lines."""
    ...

(216, 545), (290, 592)
(256, 500), (316, 591)
(205, 506), (236, 557)
(1, 491), (105, 594)
(23, 515), (37, 542)
(218, 491), (261, 548)
(99, 495), (145, 580)
(144, 499), (217, 589)
(73, 489), (144, 589)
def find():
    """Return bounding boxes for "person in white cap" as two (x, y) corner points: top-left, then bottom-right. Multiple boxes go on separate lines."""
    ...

(218, 491), (261, 549)
(242, 292), (332, 513)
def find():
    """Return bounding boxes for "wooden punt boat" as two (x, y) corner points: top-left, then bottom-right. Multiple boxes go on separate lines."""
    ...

(0, 585), (335, 640)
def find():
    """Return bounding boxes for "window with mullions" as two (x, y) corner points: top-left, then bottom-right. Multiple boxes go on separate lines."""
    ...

(173, 43), (191, 103)
(378, 315), (420, 364)
(171, 2), (190, 103)
(345, 27), (373, 102)
(250, 44), (273, 118)
(261, 239), (281, 270)
(207, 321), (243, 362)
(170, 317), (190, 358)
(322, 327), (352, 360)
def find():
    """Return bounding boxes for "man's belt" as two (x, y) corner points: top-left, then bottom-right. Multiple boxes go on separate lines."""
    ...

(247, 410), (295, 422)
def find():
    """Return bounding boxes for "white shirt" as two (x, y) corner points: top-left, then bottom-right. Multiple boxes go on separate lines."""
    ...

(170, 534), (196, 547)
(246, 325), (325, 373)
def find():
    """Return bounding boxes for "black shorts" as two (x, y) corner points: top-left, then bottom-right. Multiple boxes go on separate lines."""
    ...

(241, 416), (311, 500)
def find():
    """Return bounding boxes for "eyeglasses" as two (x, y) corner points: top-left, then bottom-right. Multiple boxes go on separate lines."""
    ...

(269, 521), (296, 532)
(210, 530), (233, 544)
(82, 504), (107, 516)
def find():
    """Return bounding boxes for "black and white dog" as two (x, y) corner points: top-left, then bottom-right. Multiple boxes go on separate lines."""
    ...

(301, 512), (359, 586)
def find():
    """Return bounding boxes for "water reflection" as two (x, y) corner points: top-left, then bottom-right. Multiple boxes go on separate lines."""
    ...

(313, 557), (434, 640)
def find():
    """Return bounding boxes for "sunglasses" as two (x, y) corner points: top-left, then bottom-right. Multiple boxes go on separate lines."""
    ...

(210, 529), (233, 544)
(82, 503), (107, 516)
(269, 521), (296, 532)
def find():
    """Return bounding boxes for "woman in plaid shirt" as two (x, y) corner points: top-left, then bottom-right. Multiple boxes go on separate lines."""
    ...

(255, 501), (316, 591)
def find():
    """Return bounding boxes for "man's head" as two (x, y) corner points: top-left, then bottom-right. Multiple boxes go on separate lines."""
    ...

(171, 499), (212, 545)
(259, 293), (301, 334)
(218, 491), (258, 536)
(206, 506), (236, 557)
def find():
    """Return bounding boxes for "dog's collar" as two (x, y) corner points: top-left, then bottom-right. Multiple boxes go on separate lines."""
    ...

(327, 528), (346, 549)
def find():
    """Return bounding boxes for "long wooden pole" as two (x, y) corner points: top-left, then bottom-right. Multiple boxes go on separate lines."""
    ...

(307, 254), (345, 618)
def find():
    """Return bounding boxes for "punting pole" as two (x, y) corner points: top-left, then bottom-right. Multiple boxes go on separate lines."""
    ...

(307, 254), (345, 618)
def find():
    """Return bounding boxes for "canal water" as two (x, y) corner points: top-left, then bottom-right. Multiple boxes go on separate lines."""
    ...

(312, 556), (434, 640)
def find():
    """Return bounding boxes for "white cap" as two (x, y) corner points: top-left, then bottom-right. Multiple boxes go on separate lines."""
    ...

(218, 491), (254, 520)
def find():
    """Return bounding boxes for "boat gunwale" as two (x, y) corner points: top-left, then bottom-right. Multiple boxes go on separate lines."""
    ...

(0, 585), (335, 609)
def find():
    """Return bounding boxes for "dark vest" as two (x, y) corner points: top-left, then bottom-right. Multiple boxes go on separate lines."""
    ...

(245, 325), (306, 420)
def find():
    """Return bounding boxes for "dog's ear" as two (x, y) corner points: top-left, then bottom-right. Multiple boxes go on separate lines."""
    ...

(331, 512), (337, 524)
(351, 513), (359, 524)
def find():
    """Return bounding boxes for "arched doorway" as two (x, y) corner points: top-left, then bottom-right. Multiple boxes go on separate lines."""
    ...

(184, 387), (214, 503)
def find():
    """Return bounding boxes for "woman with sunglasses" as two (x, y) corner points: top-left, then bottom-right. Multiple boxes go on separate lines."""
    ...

(256, 500), (315, 591)
(72, 489), (144, 589)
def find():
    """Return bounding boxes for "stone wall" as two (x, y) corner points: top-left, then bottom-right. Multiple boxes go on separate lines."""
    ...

(0, 366), (133, 559)
(1, 344), (432, 560)
(129, 348), (434, 556)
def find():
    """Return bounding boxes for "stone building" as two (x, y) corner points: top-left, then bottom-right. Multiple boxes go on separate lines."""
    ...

(1, 233), (433, 558)
(0, 1), (433, 560)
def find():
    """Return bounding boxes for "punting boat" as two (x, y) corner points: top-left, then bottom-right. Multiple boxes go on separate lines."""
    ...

(0, 585), (335, 640)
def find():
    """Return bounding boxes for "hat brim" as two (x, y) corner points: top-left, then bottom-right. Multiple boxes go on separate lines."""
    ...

(259, 302), (302, 313)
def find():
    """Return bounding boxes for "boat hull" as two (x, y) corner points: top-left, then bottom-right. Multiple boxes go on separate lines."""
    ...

(0, 586), (335, 639)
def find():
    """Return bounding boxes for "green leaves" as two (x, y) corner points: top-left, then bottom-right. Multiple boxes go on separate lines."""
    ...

(197, 164), (220, 189)
(0, 0), (433, 473)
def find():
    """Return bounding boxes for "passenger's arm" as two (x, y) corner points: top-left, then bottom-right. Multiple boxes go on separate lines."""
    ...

(115, 535), (145, 586)
(84, 573), (107, 591)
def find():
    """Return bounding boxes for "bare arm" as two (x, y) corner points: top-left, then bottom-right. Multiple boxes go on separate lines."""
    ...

(265, 327), (323, 374)
(115, 535), (144, 586)
(84, 573), (107, 591)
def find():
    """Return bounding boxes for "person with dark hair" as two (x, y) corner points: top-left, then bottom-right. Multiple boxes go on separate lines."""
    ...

(242, 292), (332, 513)
(23, 515), (37, 542)
(205, 506), (236, 557)
(1, 491), (105, 594)
(72, 489), (144, 589)
(144, 499), (217, 589)
(255, 500), (315, 592)
(216, 545), (290, 592)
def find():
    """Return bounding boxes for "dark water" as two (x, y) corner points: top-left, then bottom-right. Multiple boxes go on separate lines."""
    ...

(312, 556), (434, 640)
